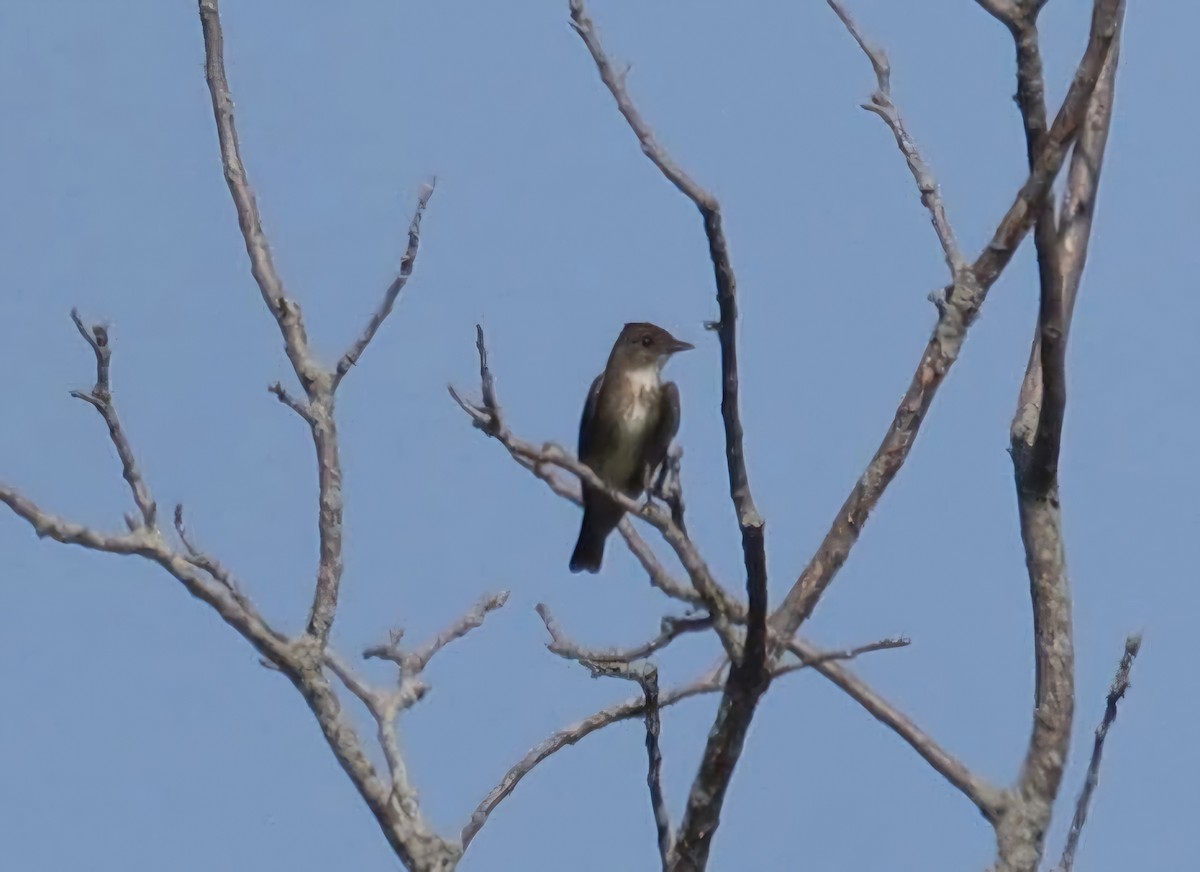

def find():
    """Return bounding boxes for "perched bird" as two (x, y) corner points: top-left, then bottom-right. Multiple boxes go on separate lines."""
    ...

(569, 322), (693, 573)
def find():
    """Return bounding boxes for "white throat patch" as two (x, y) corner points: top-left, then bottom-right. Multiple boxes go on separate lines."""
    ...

(623, 364), (661, 397)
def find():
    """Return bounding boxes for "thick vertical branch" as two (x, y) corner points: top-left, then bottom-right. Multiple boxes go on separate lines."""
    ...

(198, 0), (346, 649)
(1057, 29), (1121, 332)
(303, 405), (344, 646)
(566, 0), (767, 608)
(770, 0), (1125, 644)
(566, 4), (769, 865)
(1010, 15), (1064, 447)
(993, 7), (1124, 872)
(197, 0), (320, 394)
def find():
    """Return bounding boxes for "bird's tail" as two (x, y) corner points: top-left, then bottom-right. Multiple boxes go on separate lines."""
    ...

(569, 495), (622, 574)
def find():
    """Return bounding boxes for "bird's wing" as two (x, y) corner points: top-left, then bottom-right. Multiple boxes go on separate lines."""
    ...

(577, 373), (605, 461)
(645, 381), (681, 477)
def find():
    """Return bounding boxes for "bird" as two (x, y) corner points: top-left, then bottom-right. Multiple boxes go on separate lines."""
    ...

(569, 321), (693, 573)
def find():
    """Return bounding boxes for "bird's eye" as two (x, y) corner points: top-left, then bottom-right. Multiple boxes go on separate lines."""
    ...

(641, 335), (653, 347)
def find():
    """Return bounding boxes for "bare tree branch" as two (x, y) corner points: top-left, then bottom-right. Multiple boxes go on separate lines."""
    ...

(969, 0), (1122, 292)
(975, 0), (1052, 31)
(1055, 634), (1142, 872)
(618, 517), (707, 607)
(299, 667), (458, 870)
(78, 4), (469, 868)
(537, 604), (712, 670)
(197, 0), (318, 393)
(7, 2), (1122, 868)
(538, 549), (986, 828)
(975, 0), (1022, 25)
(269, 380), (315, 422)
(567, 0), (767, 617)
(199, 0), (349, 651)
(771, 0), (1126, 645)
(826, 0), (967, 276)
(173, 502), (252, 610)
(993, 7), (1125, 871)
(567, 4), (770, 863)
(791, 639), (1006, 820)
(476, 416), (965, 811)
(69, 310), (158, 528)
(1058, 21), (1121, 342)
(364, 591), (510, 673)
(328, 592), (509, 857)
(451, 321), (1010, 840)
(1006, 0), (1063, 456)
(652, 446), (689, 535)
(639, 665), (672, 871)
(324, 649), (378, 709)
(532, 606), (678, 865)
(461, 635), (903, 850)
(333, 180), (437, 389)
(6, 301), (461, 871)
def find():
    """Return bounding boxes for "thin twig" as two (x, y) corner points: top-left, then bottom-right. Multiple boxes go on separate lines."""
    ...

(827, 0), (967, 276)
(333, 180), (437, 389)
(0, 483), (291, 656)
(344, 593), (512, 839)
(325, 649), (380, 710)
(790, 638), (1006, 820)
(411, 590), (509, 672)
(474, 324), (501, 427)
(174, 503), (250, 609)
(653, 446), (688, 535)
(460, 635), (902, 850)
(537, 604), (713, 672)
(639, 665), (673, 870)
(534, 605), (679, 866)
(69, 310), (158, 528)
(268, 381), (314, 422)
(364, 591), (511, 673)
(1055, 634), (1142, 872)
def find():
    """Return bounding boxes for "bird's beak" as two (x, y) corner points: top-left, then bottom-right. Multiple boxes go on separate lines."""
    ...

(667, 338), (695, 354)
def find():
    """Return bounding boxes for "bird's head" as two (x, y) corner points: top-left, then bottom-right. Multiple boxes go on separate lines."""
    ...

(609, 322), (694, 370)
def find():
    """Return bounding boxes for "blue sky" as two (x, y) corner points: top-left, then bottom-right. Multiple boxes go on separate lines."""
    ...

(1, 1), (1192, 870)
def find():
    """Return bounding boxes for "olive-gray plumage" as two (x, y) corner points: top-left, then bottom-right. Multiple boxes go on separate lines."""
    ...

(569, 322), (692, 573)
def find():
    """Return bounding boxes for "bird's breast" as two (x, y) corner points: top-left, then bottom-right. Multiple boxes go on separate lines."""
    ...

(615, 370), (661, 436)
(590, 372), (661, 486)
